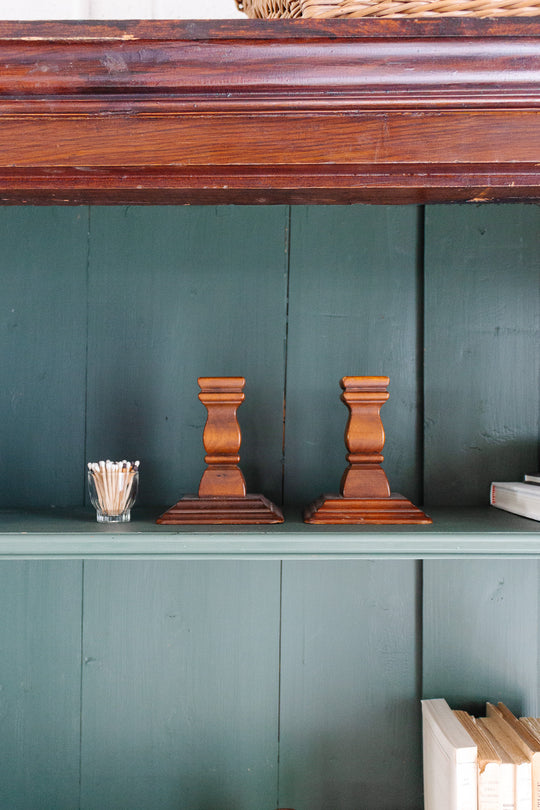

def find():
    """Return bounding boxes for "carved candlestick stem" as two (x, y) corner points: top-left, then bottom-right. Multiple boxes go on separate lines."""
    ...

(340, 376), (391, 498)
(198, 377), (246, 498)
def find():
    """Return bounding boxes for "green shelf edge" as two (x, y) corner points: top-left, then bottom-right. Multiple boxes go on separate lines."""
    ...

(0, 506), (539, 559)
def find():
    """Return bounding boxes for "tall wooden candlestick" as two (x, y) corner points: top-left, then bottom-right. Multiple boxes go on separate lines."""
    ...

(304, 376), (431, 524)
(157, 377), (283, 524)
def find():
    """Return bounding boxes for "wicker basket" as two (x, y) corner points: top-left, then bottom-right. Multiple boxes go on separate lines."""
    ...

(236, 0), (540, 18)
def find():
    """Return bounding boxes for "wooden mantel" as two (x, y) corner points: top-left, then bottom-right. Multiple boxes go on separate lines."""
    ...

(0, 18), (539, 204)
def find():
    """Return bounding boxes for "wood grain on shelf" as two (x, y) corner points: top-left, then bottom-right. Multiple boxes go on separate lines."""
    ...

(0, 20), (538, 204)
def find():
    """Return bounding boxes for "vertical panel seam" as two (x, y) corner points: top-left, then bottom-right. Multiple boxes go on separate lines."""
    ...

(79, 205), (90, 803)
(82, 207), (91, 504)
(418, 559), (424, 701)
(78, 560), (85, 810)
(276, 560), (283, 807)
(281, 206), (292, 506)
(418, 206), (426, 720)
(278, 204), (289, 810)
(537, 559), (540, 716)
(534, 210), (540, 717)
(418, 205), (426, 507)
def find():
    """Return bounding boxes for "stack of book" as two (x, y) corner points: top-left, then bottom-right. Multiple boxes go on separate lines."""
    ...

(422, 698), (540, 810)
(490, 473), (540, 521)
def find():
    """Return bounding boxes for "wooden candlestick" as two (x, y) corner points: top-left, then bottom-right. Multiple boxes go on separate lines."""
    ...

(157, 377), (283, 524)
(304, 376), (432, 525)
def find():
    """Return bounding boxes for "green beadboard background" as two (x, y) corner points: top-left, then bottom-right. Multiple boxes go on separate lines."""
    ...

(0, 204), (539, 809)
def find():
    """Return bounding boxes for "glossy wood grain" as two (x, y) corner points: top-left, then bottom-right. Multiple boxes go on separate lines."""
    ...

(195, 377), (247, 497)
(0, 20), (539, 203)
(339, 376), (391, 498)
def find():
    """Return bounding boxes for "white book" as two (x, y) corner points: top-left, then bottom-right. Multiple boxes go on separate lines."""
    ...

(478, 718), (516, 810)
(483, 707), (532, 810)
(422, 698), (478, 810)
(454, 711), (501, 810)
(524, 473), (540, 485)
(490, 482), (540, 521)
(489, 702), (540, 810)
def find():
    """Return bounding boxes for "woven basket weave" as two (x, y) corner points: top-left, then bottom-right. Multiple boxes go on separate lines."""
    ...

(236, 0), (540, 17)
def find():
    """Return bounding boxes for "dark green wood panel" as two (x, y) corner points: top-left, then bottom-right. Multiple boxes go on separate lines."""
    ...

(0, 207), (89, 506)
(0, 561), (82, 809)
(80, 560), (281, 810)
(279, 560), (422, 810)
(424, 204), (540, 506)
(86, 206), (289, 507)
(423, 560), (540, 717)
(284, 206), (423, 509)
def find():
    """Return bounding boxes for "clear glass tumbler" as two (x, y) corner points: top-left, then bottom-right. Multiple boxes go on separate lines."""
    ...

(87, 468), (139, 523)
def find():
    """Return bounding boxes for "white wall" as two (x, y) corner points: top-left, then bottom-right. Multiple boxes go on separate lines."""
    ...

(0, 0), (244, 19)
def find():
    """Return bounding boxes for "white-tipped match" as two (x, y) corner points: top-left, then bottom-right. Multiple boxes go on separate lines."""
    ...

(88, 460), (139, 517)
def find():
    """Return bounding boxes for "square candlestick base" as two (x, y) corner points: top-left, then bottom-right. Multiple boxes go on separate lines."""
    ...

(304, 493), (432, 525)
(157, 494), (284, 525)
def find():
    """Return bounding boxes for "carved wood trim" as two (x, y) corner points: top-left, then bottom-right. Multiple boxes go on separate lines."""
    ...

(0, 19), (538, 204)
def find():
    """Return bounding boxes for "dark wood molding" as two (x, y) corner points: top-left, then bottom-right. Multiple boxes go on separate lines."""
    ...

(0, 19), (539, 204)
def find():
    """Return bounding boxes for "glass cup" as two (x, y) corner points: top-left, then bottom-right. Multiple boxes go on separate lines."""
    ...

(87, 466), (139, 523)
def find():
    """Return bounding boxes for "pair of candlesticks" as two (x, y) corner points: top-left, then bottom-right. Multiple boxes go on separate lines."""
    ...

(157, 376), (431, 526)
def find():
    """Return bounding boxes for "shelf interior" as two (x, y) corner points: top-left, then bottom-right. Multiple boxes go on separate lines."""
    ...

(2, 204), (538, 526)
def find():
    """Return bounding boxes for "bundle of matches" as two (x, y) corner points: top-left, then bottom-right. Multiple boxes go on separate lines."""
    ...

(87, 460), (140, 518)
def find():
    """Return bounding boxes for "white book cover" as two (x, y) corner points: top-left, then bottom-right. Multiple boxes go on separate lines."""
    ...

(490, 482), (540, 521)
(422, 699), (478, 810)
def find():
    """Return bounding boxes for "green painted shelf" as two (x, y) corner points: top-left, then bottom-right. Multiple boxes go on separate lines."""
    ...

(0, 507), (539, 559)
